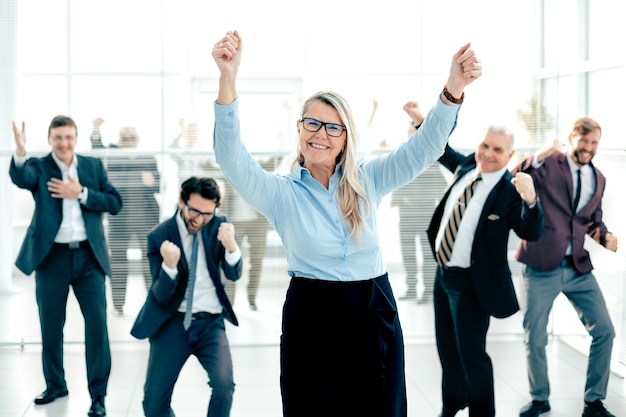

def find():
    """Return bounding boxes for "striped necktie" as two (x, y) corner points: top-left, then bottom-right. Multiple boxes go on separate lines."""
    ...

(436, 175), (482, 266)
(183, 233), (199, 330)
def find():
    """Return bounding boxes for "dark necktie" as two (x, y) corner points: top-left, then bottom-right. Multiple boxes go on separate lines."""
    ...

(183, 233), (199, 330)
(436, 175), (482, 266)
(573, 169), (582, 212)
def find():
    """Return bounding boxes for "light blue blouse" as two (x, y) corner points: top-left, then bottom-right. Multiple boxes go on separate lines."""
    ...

(214, 97), (460, 281)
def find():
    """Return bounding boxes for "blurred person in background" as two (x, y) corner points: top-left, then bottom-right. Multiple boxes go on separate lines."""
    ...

(91, 118), (160, 316)
(391, 100), (447, 303)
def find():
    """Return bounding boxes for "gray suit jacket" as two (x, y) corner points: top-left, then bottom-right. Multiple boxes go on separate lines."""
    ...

(10, 153), (122, 276)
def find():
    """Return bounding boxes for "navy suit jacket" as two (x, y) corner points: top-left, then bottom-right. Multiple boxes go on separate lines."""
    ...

(427, 146), (544, 318)
(9, 153), (122, 276)
(131, 213), (242, 339)
(513, 152), (609, 274)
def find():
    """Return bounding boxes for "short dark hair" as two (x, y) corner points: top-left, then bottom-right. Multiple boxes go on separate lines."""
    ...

(48, 115), (77, 136)
(180, 177), (221, 207)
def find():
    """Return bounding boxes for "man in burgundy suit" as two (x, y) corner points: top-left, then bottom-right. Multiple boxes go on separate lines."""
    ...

(514, 117), (618, 417)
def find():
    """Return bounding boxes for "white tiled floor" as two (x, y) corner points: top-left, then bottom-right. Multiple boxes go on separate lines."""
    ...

(1, 266), (625, 417)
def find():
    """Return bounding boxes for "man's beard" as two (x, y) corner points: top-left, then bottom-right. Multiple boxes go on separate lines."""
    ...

(573, 149), (593, 166)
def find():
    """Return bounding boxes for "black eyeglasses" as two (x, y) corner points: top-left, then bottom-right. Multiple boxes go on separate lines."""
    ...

(300, 117), (346, 138)
(186, 204), (214, 221)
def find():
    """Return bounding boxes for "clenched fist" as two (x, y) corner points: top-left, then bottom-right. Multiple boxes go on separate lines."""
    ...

(511, 172), (537, 205)
(160, 240), (181, 269)
(217, 222), (238, 253)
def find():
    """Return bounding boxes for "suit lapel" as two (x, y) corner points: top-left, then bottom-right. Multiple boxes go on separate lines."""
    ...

(557, 153), (577, 208)
(476, 172), (510, 232)
(201, 221), (223, 289)
(166, 214), (189, 272)
(575, 161), (603, 214)
(44, 154), (64, 212)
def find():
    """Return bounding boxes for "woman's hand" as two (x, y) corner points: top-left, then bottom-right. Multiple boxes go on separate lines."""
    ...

(212, 30), (242, 105)
(444, 43), (482, 101)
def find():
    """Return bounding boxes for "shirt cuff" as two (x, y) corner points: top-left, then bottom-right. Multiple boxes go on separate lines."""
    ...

(162, 262), (178, 279)
(531, 154), (544, 169)
(79, 187), (88, 203)
(225, 245), (242, 265)
(13, 153), (27, 166)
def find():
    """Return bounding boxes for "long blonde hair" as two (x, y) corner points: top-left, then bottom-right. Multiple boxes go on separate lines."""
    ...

(290, 91), (370, 243)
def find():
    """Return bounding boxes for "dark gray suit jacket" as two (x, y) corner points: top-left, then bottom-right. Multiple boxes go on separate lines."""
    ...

(10, 153), (122, 276)
(131, 213), (242, 339)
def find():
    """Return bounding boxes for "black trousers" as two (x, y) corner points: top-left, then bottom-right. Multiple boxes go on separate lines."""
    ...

(280, 274), (407, 417)
(35, 244), (111, 399)
(434, 266), (494, 417)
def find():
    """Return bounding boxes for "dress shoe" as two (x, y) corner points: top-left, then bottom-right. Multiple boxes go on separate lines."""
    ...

(249, 302), (258, 311)
(582, 399), (615, 417)
(34, 388), (69, 405)
(519, 400), (550, 417)
(88, 395), (106, 417)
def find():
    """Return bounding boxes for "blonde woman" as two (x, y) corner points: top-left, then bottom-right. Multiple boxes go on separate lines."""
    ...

(212, 30), (481, 417)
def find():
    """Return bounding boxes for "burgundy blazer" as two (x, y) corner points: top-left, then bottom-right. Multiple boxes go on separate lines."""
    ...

(513, 152), (609, 274)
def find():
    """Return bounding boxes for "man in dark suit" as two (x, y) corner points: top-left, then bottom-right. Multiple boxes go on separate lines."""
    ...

(513, 118), (618, 417)
(427, 126), (544, 417)
(9, 115), (122, 417)
(90, 118), (161, 315)
(131, 176), (242, 417)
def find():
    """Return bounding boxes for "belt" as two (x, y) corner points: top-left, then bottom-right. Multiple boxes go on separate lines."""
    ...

(441, 265), (471, 275)
(53, 240), (88, 249)
(176, 311), (221, 320)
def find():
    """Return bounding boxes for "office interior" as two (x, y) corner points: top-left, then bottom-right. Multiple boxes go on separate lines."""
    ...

(1, 0), (625, 416)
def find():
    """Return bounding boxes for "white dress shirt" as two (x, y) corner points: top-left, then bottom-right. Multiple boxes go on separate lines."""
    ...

(435, 167), (507, 268)
(161, 212), (241, 314)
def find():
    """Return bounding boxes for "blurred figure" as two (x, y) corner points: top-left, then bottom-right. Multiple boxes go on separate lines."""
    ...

(391, 101), (447, 302)
(91, 118), (161, 315)
(10, 115), (122, 417)
(131, 177), (242, 417)
(221, 156), (283, 311)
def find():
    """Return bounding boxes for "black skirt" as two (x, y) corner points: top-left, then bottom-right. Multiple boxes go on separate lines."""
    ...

(280, 273), (407, 417)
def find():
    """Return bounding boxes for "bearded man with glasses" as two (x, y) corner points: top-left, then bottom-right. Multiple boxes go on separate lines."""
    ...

(131, 176), (242, 417)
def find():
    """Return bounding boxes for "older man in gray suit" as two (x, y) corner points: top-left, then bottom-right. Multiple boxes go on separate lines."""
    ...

(10, 115), (122, 417)
(514, 117), (618, 417)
